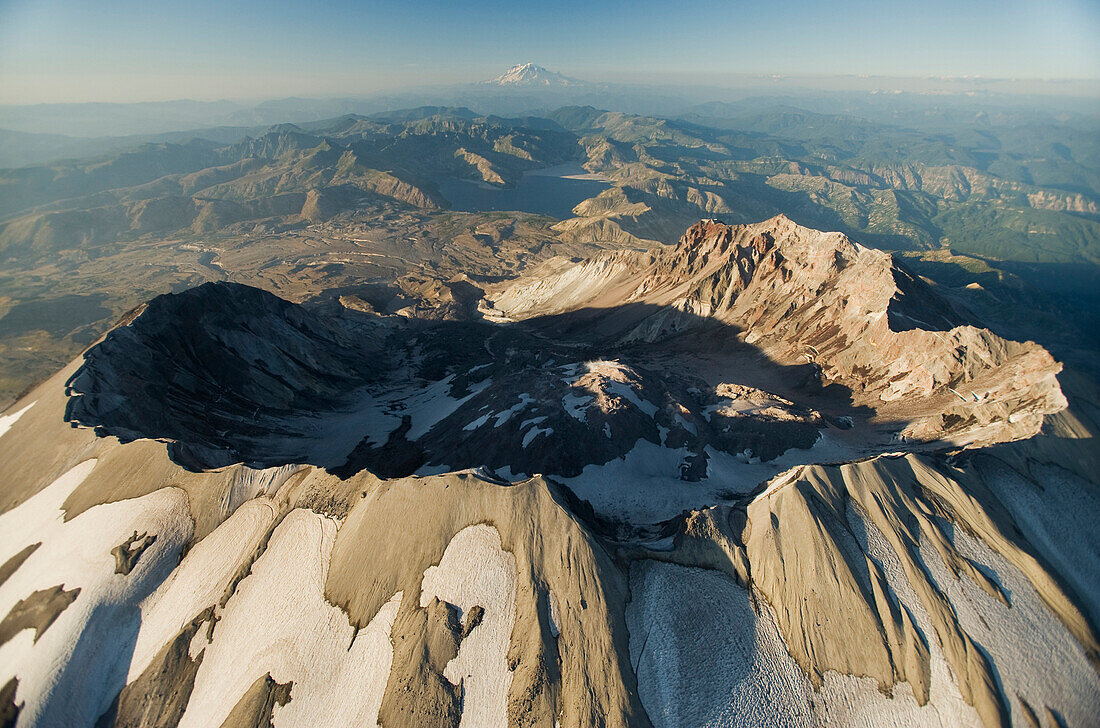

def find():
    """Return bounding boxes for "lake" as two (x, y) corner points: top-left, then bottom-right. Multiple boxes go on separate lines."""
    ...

(437, 163), (612, 219)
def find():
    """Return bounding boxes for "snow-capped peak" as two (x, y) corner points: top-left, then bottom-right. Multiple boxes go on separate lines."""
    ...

(484, 63), (580, 87)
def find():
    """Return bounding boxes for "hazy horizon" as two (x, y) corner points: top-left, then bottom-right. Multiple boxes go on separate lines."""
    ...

(1, 0), (1098, 105)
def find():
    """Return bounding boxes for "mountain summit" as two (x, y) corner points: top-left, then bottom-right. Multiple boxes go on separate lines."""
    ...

(483, 62), (581, 87)
(1, 216), (1097, 727)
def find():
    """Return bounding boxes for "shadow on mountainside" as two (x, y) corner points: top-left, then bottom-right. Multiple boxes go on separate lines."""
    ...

(63, 282), (898, 489)
(903, 256), (1100, 381)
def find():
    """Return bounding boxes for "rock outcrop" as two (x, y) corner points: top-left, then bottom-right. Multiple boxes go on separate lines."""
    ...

(492, 216), (1066, 447)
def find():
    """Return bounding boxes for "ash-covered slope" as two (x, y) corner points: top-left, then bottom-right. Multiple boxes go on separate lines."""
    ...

(65, 282), (387, 469)
(0, 217), (1097, 728)
(62, 281), (835, 512)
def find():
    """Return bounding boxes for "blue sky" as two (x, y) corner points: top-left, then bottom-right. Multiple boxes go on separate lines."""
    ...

(0, 0), (1098, 103)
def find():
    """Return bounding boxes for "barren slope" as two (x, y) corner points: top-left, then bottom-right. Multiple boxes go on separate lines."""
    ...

(0, 218), (1095, 728)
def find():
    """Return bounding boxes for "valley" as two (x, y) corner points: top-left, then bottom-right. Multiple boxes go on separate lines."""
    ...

(0, 101), (1098, 408)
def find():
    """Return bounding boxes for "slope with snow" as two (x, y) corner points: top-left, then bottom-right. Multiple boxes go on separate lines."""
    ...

(482, 63), (584, 87)
(0, 216), (1096, 728)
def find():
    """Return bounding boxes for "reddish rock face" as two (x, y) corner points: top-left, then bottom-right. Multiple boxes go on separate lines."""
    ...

(494, 216), (1066, 447)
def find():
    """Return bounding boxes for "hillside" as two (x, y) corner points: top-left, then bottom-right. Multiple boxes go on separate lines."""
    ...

(0, 102), (1096, 409)
(0, 218), (1097, 727)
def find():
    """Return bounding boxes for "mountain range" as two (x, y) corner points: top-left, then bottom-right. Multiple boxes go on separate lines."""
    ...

(0, 215), (1097, 727)
(2, 63), (1096, 140)
(0, 98), (1096, 410)
(0, 63), (1098, 728)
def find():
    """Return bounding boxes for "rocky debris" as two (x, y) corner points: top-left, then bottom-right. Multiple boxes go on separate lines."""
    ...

(0, 543), (40, 589)
(418, 276), (489, 322)
(705, 382), (824, 462)
(217, 674), (292, 728)
(112, 531), (158, 575)
(96, 608), (214, 728)
(462, 605), (486, 638)
(378, 597), (463, 728)
(0, 584), (80, 646)
(0, 678), (19, 728)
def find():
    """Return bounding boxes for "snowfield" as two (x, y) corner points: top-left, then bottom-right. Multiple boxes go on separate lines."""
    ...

(627, 560), (815, 728)
(420, 524), (518, 728)
(178, 509), (402, 728)
(0, 461), (193, 728)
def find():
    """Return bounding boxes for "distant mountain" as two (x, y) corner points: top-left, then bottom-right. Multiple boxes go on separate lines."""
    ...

(482, 63), (585, 88)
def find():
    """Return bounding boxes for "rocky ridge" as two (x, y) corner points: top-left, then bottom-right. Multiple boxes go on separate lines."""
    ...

(0, 218), (1096, 728)
(490, 216), (1066, 448)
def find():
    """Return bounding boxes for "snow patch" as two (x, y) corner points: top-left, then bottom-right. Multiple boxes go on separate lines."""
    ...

(463, 413), (492, 431)
(548, 591), (561, 639)
(0, 401), (34, 439)
(605, 379), (657, 418)
(493, 393), (534, 427)
(519, 415), (548, 430)
(127, 497), (279, 681)
(178, 510), (401, 728)
(402, 375), (493, 440)
(0, 461), (193, 728)
(419, 524), (518, 728)
(522, 426), (553, 448)
(735, 448), (760, 464)
(562, 392), (593, 422)
(673, 413), (697, 435)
